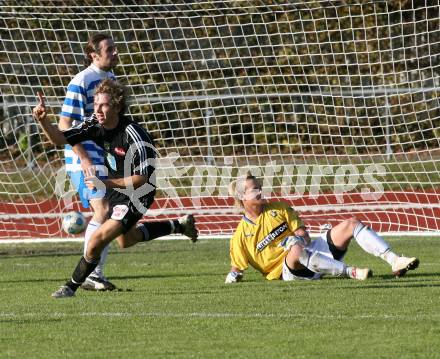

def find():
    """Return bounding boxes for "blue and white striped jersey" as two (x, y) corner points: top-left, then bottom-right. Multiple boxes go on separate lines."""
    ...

(61, 63), (115, 174)
(61, 63), (115, 124)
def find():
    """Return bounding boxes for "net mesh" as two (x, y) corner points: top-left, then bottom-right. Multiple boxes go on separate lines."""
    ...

(1, 0), (439, 239)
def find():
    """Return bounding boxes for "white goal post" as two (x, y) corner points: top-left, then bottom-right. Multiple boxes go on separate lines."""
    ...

(1, 1), (439, 240)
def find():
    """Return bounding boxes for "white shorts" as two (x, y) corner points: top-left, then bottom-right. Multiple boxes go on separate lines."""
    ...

(281, 233), (334, 281)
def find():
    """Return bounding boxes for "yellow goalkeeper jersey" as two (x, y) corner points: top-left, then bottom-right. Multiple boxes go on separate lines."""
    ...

(229, 201), (304, 280)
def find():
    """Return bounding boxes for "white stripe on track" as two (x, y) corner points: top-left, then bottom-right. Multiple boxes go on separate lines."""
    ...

(2, 312), (440, 320)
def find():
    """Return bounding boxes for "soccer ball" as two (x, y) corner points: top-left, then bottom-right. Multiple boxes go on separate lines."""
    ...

(62, 211), (86, 235)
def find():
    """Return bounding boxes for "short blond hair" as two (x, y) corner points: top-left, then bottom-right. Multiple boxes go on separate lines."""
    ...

(228, 172), (260, 210)
(94, 78), (127, 114)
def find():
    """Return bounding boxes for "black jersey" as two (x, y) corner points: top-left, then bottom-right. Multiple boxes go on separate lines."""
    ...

(64, 114), (156, 183)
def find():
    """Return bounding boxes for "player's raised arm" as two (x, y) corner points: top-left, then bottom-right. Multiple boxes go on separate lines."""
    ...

(32, 92), (68, 146)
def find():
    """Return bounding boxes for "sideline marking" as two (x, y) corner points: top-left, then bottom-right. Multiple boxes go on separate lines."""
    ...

(1, 232), (437, 244)
(2, 311), (440, 320)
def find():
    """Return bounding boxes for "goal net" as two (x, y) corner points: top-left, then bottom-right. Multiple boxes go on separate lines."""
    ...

(1, 0), (439, 239)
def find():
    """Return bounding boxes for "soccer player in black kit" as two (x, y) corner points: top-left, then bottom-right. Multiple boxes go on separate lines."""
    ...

(33, 79), (198, 298)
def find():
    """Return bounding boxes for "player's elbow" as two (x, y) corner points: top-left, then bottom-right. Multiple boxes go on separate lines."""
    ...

(50, 134), (68, 146)
(132, 175), (149, 189)
(43, 124), (68, 146)
(58, 116), (73, 131)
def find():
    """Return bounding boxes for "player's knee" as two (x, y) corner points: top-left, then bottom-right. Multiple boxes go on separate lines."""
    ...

(87, 233), (108, 258)
(285, 244), (303, 266)
(95, 207), (110, 222)
(117, 238), (129, 249)
(343, 218), (360, 232)
(116, 232), (139, 249)
(90, 200), (110, 222)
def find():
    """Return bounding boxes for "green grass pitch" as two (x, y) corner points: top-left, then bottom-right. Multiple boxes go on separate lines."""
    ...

(1, 237), (439, 358)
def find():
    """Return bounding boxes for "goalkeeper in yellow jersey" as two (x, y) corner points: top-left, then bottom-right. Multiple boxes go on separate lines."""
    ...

(225, 174), (419, 283)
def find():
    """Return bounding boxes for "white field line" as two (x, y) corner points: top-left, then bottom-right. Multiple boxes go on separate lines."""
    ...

(2, 202), (440, 220)
(1, 232), (439, 244)
(1, 311), (440, 320)
(0, 234), (230, 244)
(417, 262), (439, 266)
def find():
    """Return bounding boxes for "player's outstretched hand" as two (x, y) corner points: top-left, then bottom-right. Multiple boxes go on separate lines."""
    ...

(32, 92), (47, 122)
(225, 271), (243, 284)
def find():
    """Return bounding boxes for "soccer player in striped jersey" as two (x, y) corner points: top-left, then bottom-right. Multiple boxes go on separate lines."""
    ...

(225, 174), (419, 283)
(60, 33), (118, 291)
(33, 79), (198, 298)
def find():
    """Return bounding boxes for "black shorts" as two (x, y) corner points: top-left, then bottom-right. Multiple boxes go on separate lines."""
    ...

(105, 188), (155, 234)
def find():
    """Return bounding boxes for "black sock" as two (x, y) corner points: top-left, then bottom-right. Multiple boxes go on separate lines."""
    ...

(139, 220), (180, 241)
(65, 256), (100, 291)
(286, 262), (316, 278)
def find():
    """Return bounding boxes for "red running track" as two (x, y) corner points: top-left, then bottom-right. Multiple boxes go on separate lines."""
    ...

(1, 191), (439, 239)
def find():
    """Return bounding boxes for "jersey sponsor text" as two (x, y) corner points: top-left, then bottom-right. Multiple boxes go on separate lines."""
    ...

(256, 222), (288, 251)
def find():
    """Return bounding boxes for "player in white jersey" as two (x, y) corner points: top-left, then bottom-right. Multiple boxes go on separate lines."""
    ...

(59, 33), (118, 291)
(225, 174), (419, 283)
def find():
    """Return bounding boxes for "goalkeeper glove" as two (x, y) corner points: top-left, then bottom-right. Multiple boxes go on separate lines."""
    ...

(279, 235), (307, 251)
(225, 271), (243, 284)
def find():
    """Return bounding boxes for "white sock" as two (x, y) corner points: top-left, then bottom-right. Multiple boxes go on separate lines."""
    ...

(83, 220), (110, 278)
(83, 220), (100, 258)
(380, 249), (399, 266)
(353, 222), (397, 265)
(299, 249), (346, 277)
(344, 266), (357, 279)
